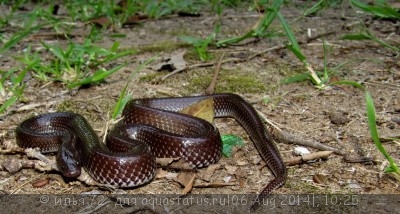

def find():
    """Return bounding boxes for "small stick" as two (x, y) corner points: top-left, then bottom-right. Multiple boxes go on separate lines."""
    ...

(193, 182), (236, 188)
(272, 128), (345, 156)
(284, 151), (333, 166)
(205, 52), (225, 95)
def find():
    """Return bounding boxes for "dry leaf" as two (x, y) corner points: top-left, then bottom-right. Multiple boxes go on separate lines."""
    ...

(123, 14), (148, 26)
(182, 174), (196, 194)
(173, 172), (196, 194)
(313, 174), (326, 184)
(156, 169), (177, 180)
(224, 165), (237, 175)
(203, 164), (221, 182)
(32, 177), (50, 188)
(168, 159), (194, 170)
(180, 98), (214, 123)
(156, 157), (179, 167)
(152, 50), (187, 72)
(89, 16), (112, 28)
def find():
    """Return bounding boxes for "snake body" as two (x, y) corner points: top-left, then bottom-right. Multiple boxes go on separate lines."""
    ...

(16, 93), (286, 210)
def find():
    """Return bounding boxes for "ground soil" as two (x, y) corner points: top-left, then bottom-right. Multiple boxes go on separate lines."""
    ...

(0, 1), (399, 213)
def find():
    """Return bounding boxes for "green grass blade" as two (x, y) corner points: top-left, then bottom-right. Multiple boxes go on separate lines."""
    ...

(351, 0), (400, 19)
(67, 63), (127, 88)
(0, 96), (18, 114)
(100, 49), (137, 65)
(328, 80), (364, 89)
(0, 24), (45, 53)
(112, 53), (161, 119)
(276, 12), (305, 62)
(281, 73), (310, 84)
(366, 91), (400, 174)
(216, 0), (283, 47)
(341, 33), (371, 40)
(256, 0), (283, 34)
(303, 0), (326, 16)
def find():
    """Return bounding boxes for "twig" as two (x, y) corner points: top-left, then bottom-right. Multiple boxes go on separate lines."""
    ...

(205, 52), (225, 95)
(272, 128), (345, 156)
(284, 151), (334, 166)
(193, 182), (236, 188)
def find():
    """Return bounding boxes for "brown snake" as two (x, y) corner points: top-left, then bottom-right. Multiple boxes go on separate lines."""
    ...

(16, 93), (286, 211)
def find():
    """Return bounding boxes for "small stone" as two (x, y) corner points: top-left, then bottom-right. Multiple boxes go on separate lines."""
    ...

(293, 147), (311, 156)
(236, 160), (248, 166)
(223, 176), (232, 183)
(348, 182), (361, 189)
(2, 158), (23, 173)
(251, 155), (262, 165)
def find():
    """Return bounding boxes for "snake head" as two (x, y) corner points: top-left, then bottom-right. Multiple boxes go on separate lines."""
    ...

(56, 141), (82, 178)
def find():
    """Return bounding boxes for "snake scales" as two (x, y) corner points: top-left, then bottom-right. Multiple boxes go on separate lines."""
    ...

(16, 93), (286, 211)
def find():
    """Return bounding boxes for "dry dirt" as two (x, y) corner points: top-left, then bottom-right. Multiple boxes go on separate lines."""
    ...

(0, 1), (399, 213)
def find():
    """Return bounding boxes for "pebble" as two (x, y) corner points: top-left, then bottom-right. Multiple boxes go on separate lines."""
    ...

(1, 158), (22, 173)
(293, 146), (311, 156)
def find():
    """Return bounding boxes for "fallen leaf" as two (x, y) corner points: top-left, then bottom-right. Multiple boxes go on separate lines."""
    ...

(32, 177), (50, 188)
(88, 16), (112, 28)
(122, 14), (148, 26)
(182, 174), (195, 194)
(175, 172), (196, 186)
(168, 159), (194, 170)
(152, 50), (187, 72)
(313, 174), (326, 184)
(224, 165), (237, 175)
(156, 169), (177, 180)
(180, 98), (214, 123)
(156, 157), (179, 167)
(203, 164), (221, 182)
(173, 172), (196, 194)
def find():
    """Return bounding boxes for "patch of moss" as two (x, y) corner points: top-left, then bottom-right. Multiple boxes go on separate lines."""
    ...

(219, 74), (266, 93)
(189, 69), (266, 94)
